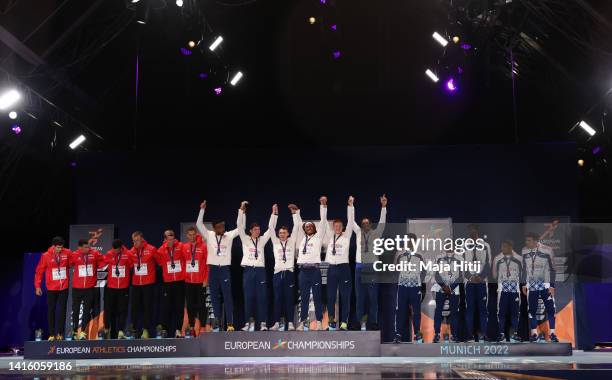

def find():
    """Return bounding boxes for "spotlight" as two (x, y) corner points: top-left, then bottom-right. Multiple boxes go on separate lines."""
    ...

(188, 40), (196, 48)
(209, 36), (223, 51)
(578, 159), (585, 167)
(446, 78), (457, 92)
(308, 17), (316, 25)
(180, 47), (192, 56)
(425, 69), (439, 83)
(432, 32), (448, 47)
(452, 36), (460, 44)
(0, 89), (21, 110)
(135, 2), (149, 24)
(332, 50), (341, 60)
(11, 125), (21, 135)
(230, 71), (243, 86)
(331, 24), (337, 31)
(176, 0), (183, 6)
(8, 111), (17, 119)
(579, 120), (596, 136)
(131, 0), (140, 3)
(69, 134), (86, 150)
(214, 87), (222, 95)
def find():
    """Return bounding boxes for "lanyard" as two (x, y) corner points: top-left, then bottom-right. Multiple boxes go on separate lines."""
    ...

(504, 257), (511, 278)
(54, 253), (61, 276)
(472, 248), (478, 263)
(81, 251), (89, 275)
(115, 251), (122, 277)
(362, 232), (369, 251)
(303, 235), (312, 254)
(332, 234), (341, 255)
(251, 237), (259, 259)
(136, 247), (143, 270)
(168, 245), (175, 268)
(280, 240), (288, 262)
(191, 243), (197, 266)
(531, 251), (536, 276)
(215, 235), (223, 256)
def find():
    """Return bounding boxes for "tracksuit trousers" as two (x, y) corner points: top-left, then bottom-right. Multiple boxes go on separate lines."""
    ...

(326, 263), (352, 325)
(243, 267), (268, 325)
(298, 267), (323, 322)
(185, 283), (208, 327)
(47, 289), (68, 337)
(208, 265), (234, 325)
(355, 264), (379, 325)
(130, 284), (155, 333)
(104, 287), (129, 337)
(434, 291), (459, 336)
(395, 285), (422, 340)
(497, 291), (520, 333)
(161, 280), (185, 332)
(273, 270), (295, 324)
(527, 289), (556, 330)
(465, 283), (488, 338)
(71, 288), (94, 332)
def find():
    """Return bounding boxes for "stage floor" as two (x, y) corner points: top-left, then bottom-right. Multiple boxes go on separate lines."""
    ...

(1, 351), (612, 379)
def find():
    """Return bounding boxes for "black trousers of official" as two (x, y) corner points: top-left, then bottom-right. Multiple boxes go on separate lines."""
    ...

(71, 288), (94, 332)
(47, 289), (68, 337)
(130, 284), (155, 334)
(185, 283), (208, 327)
(104, 287), (129, 337)
(161, 281), (185, 332)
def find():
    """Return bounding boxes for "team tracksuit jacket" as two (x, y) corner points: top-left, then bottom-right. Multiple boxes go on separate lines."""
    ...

(521, 244), (556, 330)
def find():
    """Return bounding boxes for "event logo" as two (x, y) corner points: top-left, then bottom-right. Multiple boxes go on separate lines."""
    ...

(272, 339), (287, 350)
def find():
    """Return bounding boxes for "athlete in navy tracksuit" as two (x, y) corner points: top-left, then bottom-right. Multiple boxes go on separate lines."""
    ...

(522, 232), (558, 343)
(464, 224), (492, 342)
(352, 194), (387, 331)
(322, 197), (355, 330)
(239, 205), (277, 332)
(269, 205), (302, 331)
(433, 250), (463, 343)
(492, 240), (522, 343)
(393, 234), (426, 343)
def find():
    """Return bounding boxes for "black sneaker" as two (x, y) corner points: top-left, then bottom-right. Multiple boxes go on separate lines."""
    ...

(327, 322), (337, 331)
(537, 332), (546, 343)
(478, 335), (487, 343)
(393, 334), (402, 344)
(450, 335), (460, 343)
(414, 332), (423, 343)
(510, 333), (521, 343)
(550, 333), (559, 343)
(529, 333), (539, 343)
(433, 333), (441, 343)
(498, 333), (505, 342)
(443, 334), (450, 342)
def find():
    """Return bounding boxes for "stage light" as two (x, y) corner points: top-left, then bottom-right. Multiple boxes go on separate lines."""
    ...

(0, 89), (21, 110)
(135, 3), (149, 24)
(332, 50), (341, 59)
(578, 159), (584, 167)
(331, 24), (337, 31)
(188, 40), (196, 48)
(432, 32), (448, 47)
(209, 36), (223, 51)
(230, 71), (243, 86)
(446, 78), (457, 92)
(176, 0), (183, 6)
(593, 146), (601, 155)
(308, 17), (316, 25)
(452, 36), (460, 44)
(214, 87), (222, 95)
(11, 124), (21, 135)
(8, 111), (17, 119)
(425, 69), (439, 83)
(131, 0), (140, 3)
(180, 47), (192, 56)
(579, 120), (596, 136)
(199, 72), (208, 79)
(69, 134), (86, 150)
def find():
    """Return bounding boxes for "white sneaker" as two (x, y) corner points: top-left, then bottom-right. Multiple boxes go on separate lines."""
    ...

(175, 329), (182, 338)
(248, 322), (255, 332)
(288, 322), (295, 331)
(315, 321), (322, 331)
(260, 323), (268, 331)
(360, 322), (367, 331)
(296, 322), (305, 331)
(241, 323), (250, 332)
(269, 322), (280, 331)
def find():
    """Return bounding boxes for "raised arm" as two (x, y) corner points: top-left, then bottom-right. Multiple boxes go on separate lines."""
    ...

(343, 196), (355, 238)
(371, 194), (388, 238)
(196, 201), (209, 241)
(316, 196), (329, 240)
(227, 201), (248, 239)
(264, 204), (279, 241)
(289, 204), (303, 248)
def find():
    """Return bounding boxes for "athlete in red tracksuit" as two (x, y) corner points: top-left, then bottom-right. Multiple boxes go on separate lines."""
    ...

(34, 236), (71, 340)
(157, 229), (185, 338)
(127, 231), (158, 339)
(102, 239), (132, 339)
(69, 239), (104, 340)
(182, 227), (209, 336)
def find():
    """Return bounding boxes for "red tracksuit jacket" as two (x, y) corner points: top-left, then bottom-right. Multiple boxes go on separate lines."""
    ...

(128, 241), (158, 286)
(103, 247), (133, 289)
(69, 248), (104, 289)
(34, 247), (72, 291)
(157, 240), (185, 282)
(182, 236), (209, 284)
